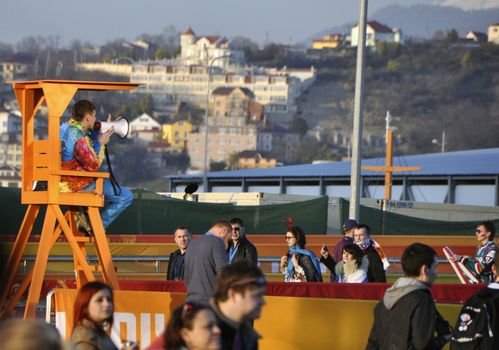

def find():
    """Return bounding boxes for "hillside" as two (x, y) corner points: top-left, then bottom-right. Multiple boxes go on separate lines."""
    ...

(302, 4), (499, 44)
(292, 39), (499, 157)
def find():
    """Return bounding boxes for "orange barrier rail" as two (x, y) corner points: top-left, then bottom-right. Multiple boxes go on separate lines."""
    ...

(41, 280), (480, 304)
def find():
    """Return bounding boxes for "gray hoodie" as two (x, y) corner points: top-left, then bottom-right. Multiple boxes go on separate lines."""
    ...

(383, 277), (429, 309)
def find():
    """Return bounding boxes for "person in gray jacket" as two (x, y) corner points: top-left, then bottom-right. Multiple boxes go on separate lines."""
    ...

(184, 220), (232, 305)
(366, 243), (452, 350)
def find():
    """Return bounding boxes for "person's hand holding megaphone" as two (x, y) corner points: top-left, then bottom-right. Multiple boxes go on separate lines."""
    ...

(98, 113), (115, 145)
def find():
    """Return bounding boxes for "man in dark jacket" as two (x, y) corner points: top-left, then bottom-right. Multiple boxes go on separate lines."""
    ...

(366, 243), (452, 350)
(211, 260), (267, 350)
(227, 218), (258, 265)
(354, 224), (386, 282)
(166, 226), (192, 280)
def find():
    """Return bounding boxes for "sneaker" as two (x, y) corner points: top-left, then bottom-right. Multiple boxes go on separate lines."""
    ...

(74, 211), (92, 236)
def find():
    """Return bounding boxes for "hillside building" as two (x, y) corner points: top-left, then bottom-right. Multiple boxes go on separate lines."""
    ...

(130, 28), (316, 119)
(465, 31), (487, 43)
(0, 53), (33, 82)
(312, 34), (344, 49)
(351, 21), (403, 47)
(237, 150), (277, 169)
(186, 87), (262, 170)
(162, 120), (193, 149)
(0, 164), (20, 188)
(179, 27), (245, 67)
(488, 23), (499, 44)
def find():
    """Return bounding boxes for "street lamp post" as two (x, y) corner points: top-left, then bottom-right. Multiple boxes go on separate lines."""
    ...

(432, 130), (446, 153)
(349, 0), (368, 221)
(203, 54), (231, 192)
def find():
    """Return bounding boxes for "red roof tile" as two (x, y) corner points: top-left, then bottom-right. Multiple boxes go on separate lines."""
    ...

(353, 20), (393, 33)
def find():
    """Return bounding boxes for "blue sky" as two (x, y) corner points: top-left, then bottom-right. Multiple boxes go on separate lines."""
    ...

(0, 0), (479, 46)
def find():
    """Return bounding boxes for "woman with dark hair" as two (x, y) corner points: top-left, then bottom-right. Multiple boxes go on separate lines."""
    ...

(71, 281), (137, 350)
(279, 226), (322, 282)
(335, 243), (368, 283)
(147, 303), (220, 350)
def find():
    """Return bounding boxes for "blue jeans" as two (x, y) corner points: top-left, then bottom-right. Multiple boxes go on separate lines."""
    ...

(81, 180), (133, 228)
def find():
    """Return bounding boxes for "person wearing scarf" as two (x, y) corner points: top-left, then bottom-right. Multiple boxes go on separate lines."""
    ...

(335, 243), (368, 283)
(280, 226), (322, 282)
(354, 224), (387, 282)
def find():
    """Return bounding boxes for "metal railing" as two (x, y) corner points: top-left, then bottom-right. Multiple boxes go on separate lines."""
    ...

(21, 255), (449, 275)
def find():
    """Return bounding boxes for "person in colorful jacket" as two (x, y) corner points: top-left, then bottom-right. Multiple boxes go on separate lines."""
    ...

(60, 100), (133, 230)
(453, 221), (497, 284)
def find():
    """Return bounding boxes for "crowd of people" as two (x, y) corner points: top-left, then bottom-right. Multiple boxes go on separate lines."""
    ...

(1, 217), (498, 350)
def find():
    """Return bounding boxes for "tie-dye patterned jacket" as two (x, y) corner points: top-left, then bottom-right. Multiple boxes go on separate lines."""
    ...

(59, 119), (105, 192)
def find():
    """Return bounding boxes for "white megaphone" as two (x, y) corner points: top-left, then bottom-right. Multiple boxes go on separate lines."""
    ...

(93, 117), (129, 139)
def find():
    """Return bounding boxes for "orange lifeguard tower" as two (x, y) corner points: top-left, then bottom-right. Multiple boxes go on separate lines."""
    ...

(0, 80), (140, 319)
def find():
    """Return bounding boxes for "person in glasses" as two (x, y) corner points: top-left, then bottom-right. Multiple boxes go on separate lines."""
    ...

(227, 218), (258, 265)
(279, 226), (322, 282)
(211, 260), (267, 350)
(167, 226), (192, 281)
(449, 221), (497, 284)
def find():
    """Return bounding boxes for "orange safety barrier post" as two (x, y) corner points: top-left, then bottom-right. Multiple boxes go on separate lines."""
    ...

(0, 80), (140, 319)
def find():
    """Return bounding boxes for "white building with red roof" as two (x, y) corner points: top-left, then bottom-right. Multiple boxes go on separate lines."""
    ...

(351, 21), (403, 47)
(179, 27), (245, 67)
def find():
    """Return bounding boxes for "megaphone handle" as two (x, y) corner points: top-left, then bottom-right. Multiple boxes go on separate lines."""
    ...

(105, 146), (122, 196)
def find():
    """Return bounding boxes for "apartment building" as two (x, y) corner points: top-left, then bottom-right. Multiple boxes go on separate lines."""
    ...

(131, 64), (315, 115)
(0, 53), (32, 82)
(187, 87), (262, 170)
(130, 28), (316, 117)
(0, 164), (20, 188)
(257, 124), (300, 163)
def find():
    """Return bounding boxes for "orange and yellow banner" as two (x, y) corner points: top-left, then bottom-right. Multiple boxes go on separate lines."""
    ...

(54, 289), (185, 348)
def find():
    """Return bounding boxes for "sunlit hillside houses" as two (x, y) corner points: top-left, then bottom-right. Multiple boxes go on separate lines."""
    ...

(179, 27), (245, 68)
(129, 113), (162, 141)
(351, 21), (403, 47)
(130, 28), (316, 118)
(187, 86), (263, 170)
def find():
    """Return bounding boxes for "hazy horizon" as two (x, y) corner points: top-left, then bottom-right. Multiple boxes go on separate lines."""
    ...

(0, 0), (460, 47)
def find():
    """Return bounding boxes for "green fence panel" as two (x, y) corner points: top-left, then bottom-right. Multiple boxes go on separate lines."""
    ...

(339, 198), (499, 235)
(0, 188), (328, 235)
(108, 189), (328, 235)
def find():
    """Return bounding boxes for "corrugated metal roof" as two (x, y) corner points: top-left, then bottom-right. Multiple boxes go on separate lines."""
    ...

(169, 148), (499, 179)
